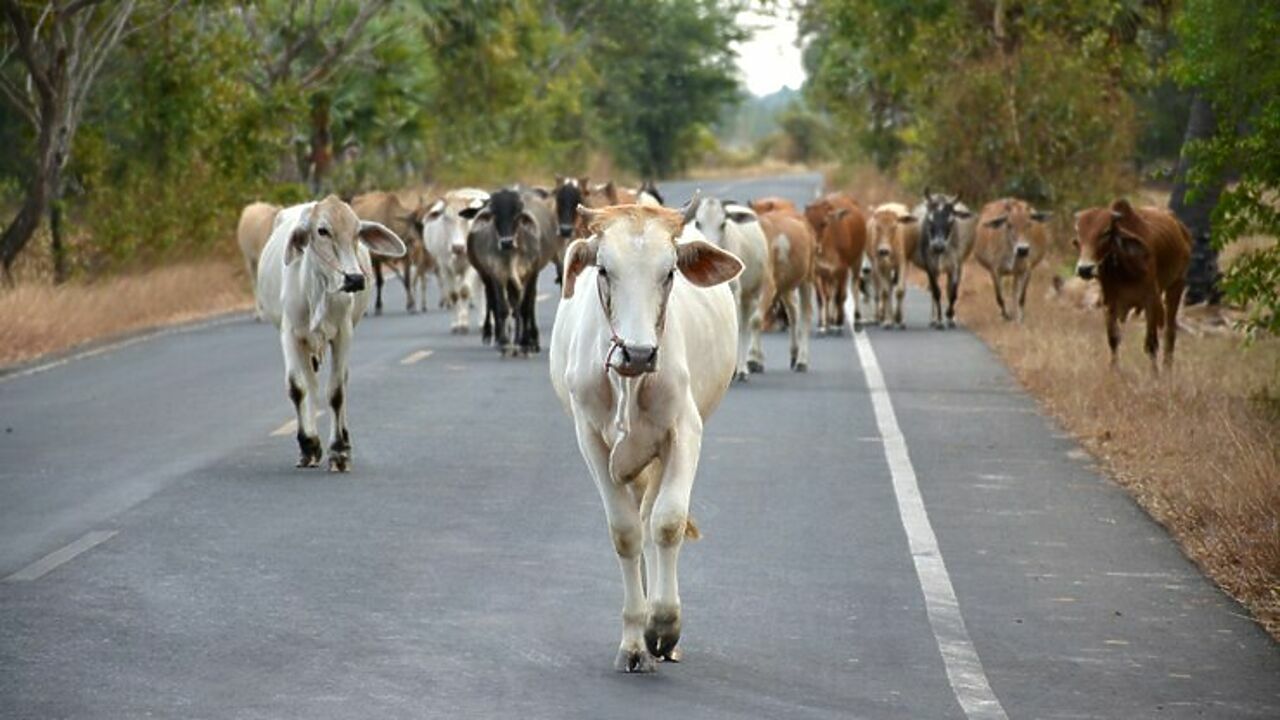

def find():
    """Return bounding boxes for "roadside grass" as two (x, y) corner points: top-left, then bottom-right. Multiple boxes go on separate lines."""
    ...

(0, 260), (252, 368)
(952, 262), (1280, 638)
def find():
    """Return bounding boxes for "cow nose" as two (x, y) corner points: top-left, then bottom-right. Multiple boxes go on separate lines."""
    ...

(498, 236), (517, 251)
(451, 242), (466, 256)
(1015, 243), (1030, 258)
(876, 246), (891, 257)
(614, 344), (659, 375)
(930, 239), (947, 254)
(559, 224), (573, 238)
(341, 273), (366, 293)
(1076, 263), (1095, 280)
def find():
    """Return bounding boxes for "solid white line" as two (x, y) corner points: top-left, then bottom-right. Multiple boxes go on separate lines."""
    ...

(0, 313), (246, 385)
(270, 419), (298, 437)
(400, 349), (434, 365)
(4, 531), (118, 582)
(853, 331), (1008, 720)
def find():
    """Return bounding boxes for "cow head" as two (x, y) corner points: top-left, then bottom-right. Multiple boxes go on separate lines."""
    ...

(553, 176), (589, 239)
(639, 179), (664, 206)
(474, 189), (538, 252)
(921, 189), (972, 256)
(983, 200), (1049, 270)
(563, 200), (743, 377)
(867, 205), (916, 267)
(287, 195), (405, 293)
(690, 197), (756, 249)
(423, 190), (489, 258)
(1073, 199), (1148, 280)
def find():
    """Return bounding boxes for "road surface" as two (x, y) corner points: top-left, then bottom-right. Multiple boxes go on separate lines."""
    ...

(2, 173), (1277, 719)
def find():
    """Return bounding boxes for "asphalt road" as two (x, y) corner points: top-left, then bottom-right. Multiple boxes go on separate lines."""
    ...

(2, 173), (1277, 719)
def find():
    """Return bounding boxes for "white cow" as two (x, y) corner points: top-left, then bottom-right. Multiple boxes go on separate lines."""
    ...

(550, 202), (743, 673)
(256, 195), (405, 471)
(684, 197), (772, 381)
(424, 188), (489, 334)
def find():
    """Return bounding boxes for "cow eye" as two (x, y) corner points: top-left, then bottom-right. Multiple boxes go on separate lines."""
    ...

(317, 227), (331, 238)
(598, 267), (608, 279)
(666, 269), (675, 282)
(1072, 238), (1080, 248)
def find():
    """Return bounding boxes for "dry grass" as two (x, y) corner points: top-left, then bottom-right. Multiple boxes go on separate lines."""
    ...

(953, 263), (1280, 637)
(0, 260), (253, 368)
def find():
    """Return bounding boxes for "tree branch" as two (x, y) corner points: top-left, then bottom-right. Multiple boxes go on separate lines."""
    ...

(0, 73), (37, 127)
(1, 0), (55, 102)
(297, 0), (390, 89)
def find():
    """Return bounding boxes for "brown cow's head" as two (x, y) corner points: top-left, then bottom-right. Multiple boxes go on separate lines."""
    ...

(563, 200), (742, 377)
(867, 204), (916, 268)
(982, 199), (1049, 270)
(1073, 199), (1149, 280)
(288, 195), (406, 294)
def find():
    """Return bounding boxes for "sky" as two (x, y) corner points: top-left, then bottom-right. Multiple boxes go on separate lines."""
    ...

(734, 9), (807, 97)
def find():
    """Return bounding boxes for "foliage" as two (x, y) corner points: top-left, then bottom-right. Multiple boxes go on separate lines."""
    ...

(1174, 0), (1280, 335)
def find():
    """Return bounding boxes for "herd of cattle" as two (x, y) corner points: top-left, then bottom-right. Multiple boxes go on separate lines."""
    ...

(233, 177), (1191, 671)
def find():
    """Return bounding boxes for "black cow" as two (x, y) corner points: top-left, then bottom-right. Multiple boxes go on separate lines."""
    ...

(552, 176), (593, 284)
(913, 190), (976, 329)
(467, 188), (557, 356)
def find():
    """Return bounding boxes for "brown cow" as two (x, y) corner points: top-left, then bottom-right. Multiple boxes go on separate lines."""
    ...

(974, 198), (1050, 323)
(805, 193), (863, 334)
(750, 196), (797, 215)
(757, 209), (816, 371)
(351, 191), (433, 315)
(865, 203), (918, 329)
(1074, 199), (1191, 372)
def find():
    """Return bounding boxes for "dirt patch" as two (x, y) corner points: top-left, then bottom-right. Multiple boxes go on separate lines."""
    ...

(952, 262), (1280, 638)
(0, 260), (253, 368)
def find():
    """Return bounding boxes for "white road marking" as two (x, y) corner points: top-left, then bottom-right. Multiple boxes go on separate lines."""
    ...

(4, 530), (118, 582)
(854, 330), (1008, 720)
(400, 349), (435, 365)
(0, 313), (245, 385)
(536, 293), (550, 303)
(270, 419), (298, 437)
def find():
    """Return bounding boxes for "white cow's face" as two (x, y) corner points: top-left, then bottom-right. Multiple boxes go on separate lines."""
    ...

(424, 193), (488, 257)
(563, 205), (743, 377)
(690, 198), (755, 249)
(288, 195), (406, 293)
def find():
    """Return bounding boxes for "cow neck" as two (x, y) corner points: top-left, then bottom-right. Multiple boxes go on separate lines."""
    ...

(597, 272), (626, 377)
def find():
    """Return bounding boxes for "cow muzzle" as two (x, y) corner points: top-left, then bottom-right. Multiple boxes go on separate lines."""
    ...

(876, 246), (891, 258)
(498, 235), (517, 251)
(341, 273), (367, 293)
(1075, 262), (1096, 280)
(1014, 243), (1031, 258)
(610, 343), (659, 377)
(558, 223), (573, 238)
(929, 239), (948, 255)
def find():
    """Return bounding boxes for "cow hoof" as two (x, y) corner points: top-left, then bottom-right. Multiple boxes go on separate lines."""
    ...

(896, 322), (906, 330)
(946, 319), (956, 329)
(645, 609), (682, 661)
(614, 647), (658, 674)
(735, 370), (749, 383)
(374, 306), (383, 317)
(853, 322), (863, 333)
(296, 434), (323, 468)
(829, 327), (845, 337)
(794, 362), (809, 373)
(747, 360), (764, 374)
(407, 306), (417, 315)
(458, 326), (470, 335)
(328, 454), (351, 473)
(501, 345), (520, 357)
(660, 646), (683, 663)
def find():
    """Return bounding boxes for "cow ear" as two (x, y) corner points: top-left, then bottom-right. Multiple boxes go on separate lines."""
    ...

(426, 199), (446, 219)
(954, 208), (973, 219)
(579, 176), (590, 191)
(676, 239), (744, 287)
(459, 203), (484, 220)
(898, 214), (918, 224)
(284, 207), (312, 265)
(1030, 210), (1051, 222)
(1116, 229), (1147, 258)
(358, 221), (406, 257)
(562, 237), (599, 299)
(725, 206), (757, 224)
(983, 215), (1008, 229)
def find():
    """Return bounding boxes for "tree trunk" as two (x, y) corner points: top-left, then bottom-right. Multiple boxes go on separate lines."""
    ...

(307, 94), (333, 194)
(50, 192), (67, 284)
(1168, 94), (1222, 306)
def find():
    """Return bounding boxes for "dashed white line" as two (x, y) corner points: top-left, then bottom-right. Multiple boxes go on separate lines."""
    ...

(270, 419), (298, 437)
(853, 330), (1008, 720)
(4, 531), (118, 582)
(536, 293), (550, 303)
(400, 349), (434, 365)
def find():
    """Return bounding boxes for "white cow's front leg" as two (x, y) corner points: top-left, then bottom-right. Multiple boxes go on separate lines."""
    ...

(574, 417), (654, 673)
(734, 290), (752, 381)
(282, 329), (323, 468)
(326, 330), (353, 473)
(647, 409), (703, 661)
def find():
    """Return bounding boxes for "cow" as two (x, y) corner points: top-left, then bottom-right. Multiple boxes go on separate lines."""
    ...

(467, 188), (557, 356)
(255, 195), (406, 471)
(805, 193), (864, 334)
(865, 203), (918, 329)
(749, 196), (797, 215)
(913, 190), (976, 329)
(592, 181), (638, 205)
(1047, 275), (1103, 311)
(549, 201), (743, 673)
(237, 201), (280, 320)
(423, 188), (489, 334)
(974, 198), (1051, 323)
(756, 207), (816, 371)
(637, 180), (664, 207)
(351, 191), (432, 316)
(685, 197), (772, 381)
(552, 176), (593, 282)
(1073, 199), (1191, 372)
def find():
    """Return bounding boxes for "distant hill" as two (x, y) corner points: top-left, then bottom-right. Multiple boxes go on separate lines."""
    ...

(718, 87), (800, 149)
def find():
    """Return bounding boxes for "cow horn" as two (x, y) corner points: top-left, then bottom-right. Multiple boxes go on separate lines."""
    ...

(680, 190), (702, 224)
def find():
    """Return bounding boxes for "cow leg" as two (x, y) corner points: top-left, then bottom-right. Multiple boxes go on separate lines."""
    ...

(850, 266), (864, 332)
(796, 280), (812, 370)
(469, 269), (486, 335)
(647, 412), (703, 662)
(945, 264), (961, 328)
(893, 265), (907, 329)
(1013, 269), (1032, 323)
(492, 280), (515, 356)
(925, 269), (943, 329)
(574, 420), (654, 673)
(1144, 291), (1164, 375)
(832, 267), (849, 334)
(813, 275), (829, 336)
(283, 333), (323, 468)
(481, 275), (497, 346)
(734, 292), (752, 381)
(1162, 279), (1184, 370)
(372, 258), (385, 316)
(519, 277), (541, 354)
(326, 334), (353, 473)
(990, 268), (1009, 320)
(874, 271), (890, 327)
(401, 257), (416, 314)
(779, 289), (801, 370)
(1106, 304), (1123, 369)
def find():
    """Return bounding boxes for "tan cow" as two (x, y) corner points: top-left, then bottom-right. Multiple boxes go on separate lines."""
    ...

(974, 198), (1050, 322)
(351, 191), (433, 315)
(757, 208), (816, 371)
(865, 203), (918, 328)
(237, 202), (280, 322)
(1073, 199), (1191, 372)
(750, 196), (798, 215)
